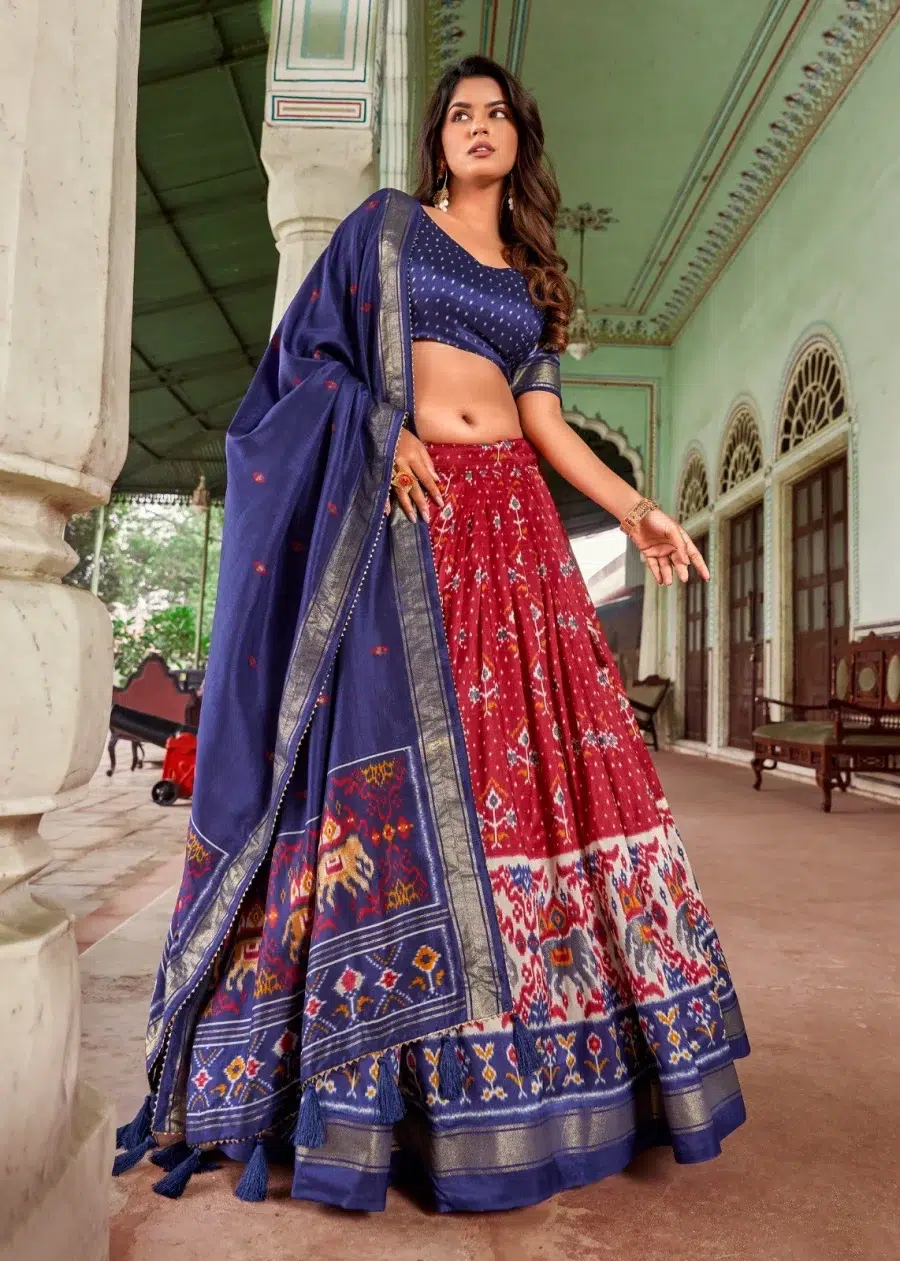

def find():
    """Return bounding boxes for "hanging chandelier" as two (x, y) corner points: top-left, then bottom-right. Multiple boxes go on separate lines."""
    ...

(556, 204), (617, 360)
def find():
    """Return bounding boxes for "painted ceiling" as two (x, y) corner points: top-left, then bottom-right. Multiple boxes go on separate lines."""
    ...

(120, 0), (274, 500)
(428, 0), (899, 345)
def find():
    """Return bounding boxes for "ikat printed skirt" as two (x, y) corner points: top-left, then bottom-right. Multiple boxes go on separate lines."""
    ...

(181, 438), (749, 1212)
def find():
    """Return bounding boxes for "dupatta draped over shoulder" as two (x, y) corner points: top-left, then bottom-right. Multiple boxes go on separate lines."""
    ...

(146, 188), (515, 1136)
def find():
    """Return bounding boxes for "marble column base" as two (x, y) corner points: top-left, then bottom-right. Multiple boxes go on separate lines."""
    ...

(0, 1081), (113, 1261)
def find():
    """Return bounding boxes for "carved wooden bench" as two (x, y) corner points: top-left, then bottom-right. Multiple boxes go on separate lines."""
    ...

(751, 634), (900, 811)
(626, 675), (671, 752)
(108, 653), (203, 775)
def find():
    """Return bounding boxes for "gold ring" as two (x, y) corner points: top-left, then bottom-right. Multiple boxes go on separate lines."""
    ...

(391, 469), (415, 493)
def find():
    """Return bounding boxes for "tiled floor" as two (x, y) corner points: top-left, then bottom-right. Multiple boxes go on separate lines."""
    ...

(35, 756), (188, 952)
(36, 752), (900, 1260)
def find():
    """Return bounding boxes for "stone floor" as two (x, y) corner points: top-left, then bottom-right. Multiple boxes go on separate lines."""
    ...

(36, 752), (900, 1261)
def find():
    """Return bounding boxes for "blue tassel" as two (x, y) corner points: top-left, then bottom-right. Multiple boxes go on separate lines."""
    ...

(151, 1146), (202, 1199)
(112, 1134), (156, 1175)
(233, 1139), (269, 1202)
(116, 1094), (151, 1151)
(438, 1036), (464, 1101)
(149, 1140), (192, 1172)
(293, 1084), (326, 1149)
(512, 1015), (542, 1077)
(376, 1053), (406, 1124)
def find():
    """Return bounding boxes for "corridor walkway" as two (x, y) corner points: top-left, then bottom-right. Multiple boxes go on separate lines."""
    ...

(41, 752), (900, 1261)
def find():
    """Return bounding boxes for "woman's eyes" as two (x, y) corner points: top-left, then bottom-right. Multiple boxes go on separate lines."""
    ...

(449, 107), (509, 122)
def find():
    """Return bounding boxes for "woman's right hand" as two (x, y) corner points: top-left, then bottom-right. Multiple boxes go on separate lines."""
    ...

(387, 427), (445, 522)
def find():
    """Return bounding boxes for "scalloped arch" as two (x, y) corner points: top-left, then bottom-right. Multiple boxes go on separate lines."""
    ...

(564, 406), (645, 494)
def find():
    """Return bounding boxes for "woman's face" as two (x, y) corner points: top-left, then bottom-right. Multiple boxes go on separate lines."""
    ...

(439, 76), (518, 185)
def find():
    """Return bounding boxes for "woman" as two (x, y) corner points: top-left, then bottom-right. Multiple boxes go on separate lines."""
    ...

(115, 55), (749, 1213)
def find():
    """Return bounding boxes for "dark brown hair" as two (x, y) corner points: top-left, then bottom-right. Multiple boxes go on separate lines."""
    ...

(411, 55), (573, 351)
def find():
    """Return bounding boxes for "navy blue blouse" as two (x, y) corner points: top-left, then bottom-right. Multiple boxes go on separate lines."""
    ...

(409, 203), (561, 399)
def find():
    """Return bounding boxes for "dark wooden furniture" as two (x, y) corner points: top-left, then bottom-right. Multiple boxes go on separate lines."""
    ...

(108, 654), (203, 775)
(791, 456), (848, 708)
(751, 633), (900, 811)
(627, 675), (671, 752)
(727, 503), (764, 749)
(683, 533), (708, 741)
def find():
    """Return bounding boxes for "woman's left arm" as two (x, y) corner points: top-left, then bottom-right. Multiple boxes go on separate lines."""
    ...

(517, 391), (709, 586)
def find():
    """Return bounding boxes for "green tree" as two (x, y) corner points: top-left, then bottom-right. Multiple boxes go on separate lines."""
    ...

(65, 497), (222, 680)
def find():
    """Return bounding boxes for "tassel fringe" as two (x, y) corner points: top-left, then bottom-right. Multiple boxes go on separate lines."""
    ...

(152, 1147), (203, 1199)
(293, 1084), (326, 1149)
(149, 1140), (193, 1172)
(116, 1094), (152, 1151)
(512, 1015), (542, 1076)
(234, 1139), (269, 1202)
(438, 1035), (464, 1101)
(112, 1134), (157, 1176)
(376, 1052), (406, 1124)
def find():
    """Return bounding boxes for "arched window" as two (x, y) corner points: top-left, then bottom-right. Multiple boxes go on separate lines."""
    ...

(677, 451), (710, 522)
(720, 406), (762, 493)
(779, 339), (847, 456)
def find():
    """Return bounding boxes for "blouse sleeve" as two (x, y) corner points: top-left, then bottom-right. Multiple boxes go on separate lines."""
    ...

(510, 343), (562, 400)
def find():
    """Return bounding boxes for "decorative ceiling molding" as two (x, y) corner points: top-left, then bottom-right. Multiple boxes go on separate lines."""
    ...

(657, 0), (900, 341)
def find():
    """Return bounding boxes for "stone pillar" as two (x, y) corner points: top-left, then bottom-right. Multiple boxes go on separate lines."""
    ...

(0, 0), (140, 1258)
(263, 128), (378, 324)
(262, 0), (383, 323)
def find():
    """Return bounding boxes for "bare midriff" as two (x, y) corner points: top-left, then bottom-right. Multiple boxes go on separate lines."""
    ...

(411, 340), (524, 444)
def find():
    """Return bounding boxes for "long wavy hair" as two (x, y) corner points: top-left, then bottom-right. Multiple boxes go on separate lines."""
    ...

(411, 55), (573, 352)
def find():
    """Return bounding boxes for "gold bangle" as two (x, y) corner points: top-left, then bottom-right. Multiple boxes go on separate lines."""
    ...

(619, 497), (658, 536)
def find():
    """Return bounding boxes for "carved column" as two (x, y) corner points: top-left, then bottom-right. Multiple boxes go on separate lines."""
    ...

(0, 0), (140, 1257)
(262, 0), (383, 322)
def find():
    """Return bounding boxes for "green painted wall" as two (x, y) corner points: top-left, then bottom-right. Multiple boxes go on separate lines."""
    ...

(669, 22), (900, 629)
(562, 345), (670, 497)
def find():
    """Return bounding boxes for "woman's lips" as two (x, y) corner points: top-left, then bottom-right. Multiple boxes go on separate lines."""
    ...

(468, 143), (495, 156)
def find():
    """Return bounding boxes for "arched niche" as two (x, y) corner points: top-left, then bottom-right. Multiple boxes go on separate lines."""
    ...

(542, 407), (643, 536)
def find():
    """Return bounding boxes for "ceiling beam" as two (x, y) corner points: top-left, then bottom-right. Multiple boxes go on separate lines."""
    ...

(137, 186), (267, 230)
(131, 341), (214, 431)
(130, 344), (268, 392)
(141, 0), (253, 30)
(139, 43), (267, 88)
(208, 11), (269, 186)
(132, 273), (274, 319)
(137, 156), (256, 371)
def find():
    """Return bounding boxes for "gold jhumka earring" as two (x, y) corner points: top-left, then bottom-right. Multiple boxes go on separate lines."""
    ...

(433, 164), (450, 213)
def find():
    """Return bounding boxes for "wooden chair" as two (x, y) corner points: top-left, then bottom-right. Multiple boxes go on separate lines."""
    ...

(108, 653), (203, 775)
(751, 633), (900, 811)
(626, 675), (671, 752)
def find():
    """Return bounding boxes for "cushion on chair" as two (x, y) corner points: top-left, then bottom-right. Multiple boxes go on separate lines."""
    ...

(752, 721), (835, 746)
(628, 684), (667, 711)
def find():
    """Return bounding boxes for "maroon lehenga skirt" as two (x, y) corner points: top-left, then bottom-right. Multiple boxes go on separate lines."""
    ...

(185, 437), (748, 1212)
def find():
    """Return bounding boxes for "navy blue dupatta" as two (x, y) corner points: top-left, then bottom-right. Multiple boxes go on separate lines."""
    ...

(146, 189), (512, 1137)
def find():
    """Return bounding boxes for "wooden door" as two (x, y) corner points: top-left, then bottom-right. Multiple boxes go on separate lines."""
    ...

(683, 533), (708, 741)
(727, 503), (764, 748)
(792, 457), (849, 707)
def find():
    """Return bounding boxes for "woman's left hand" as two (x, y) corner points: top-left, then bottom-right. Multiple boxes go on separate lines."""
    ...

(629, 508), (710, 586)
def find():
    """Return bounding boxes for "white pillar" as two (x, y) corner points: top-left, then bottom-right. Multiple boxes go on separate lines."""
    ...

(262, 0), (384, 323)
(263, 128), (378, 324)
(0, 0), (140, 1257)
